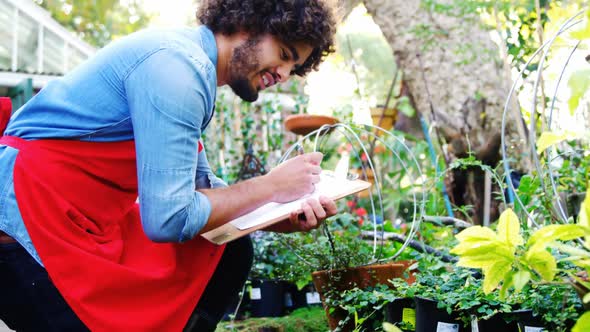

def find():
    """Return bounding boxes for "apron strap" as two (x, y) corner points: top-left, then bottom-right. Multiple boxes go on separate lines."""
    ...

(0, 136), (26, 150)
(0, 97), (12, 136)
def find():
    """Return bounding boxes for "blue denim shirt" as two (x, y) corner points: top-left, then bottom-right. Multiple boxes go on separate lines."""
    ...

(0, 26), (227, 265)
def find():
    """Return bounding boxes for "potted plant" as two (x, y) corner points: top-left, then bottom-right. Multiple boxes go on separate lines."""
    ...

(451, 207), (589, 331)
(370, 105), (397, 131)
(281, 211), (414, 331)
(249, 232), (300, 318)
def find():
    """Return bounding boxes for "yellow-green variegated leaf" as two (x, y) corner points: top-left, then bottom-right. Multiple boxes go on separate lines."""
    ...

(572, 311), (590, 332)
(482, 260), (512, 294)
(512, 270), (531, 292)
(554, 243), (590, 258)
(570, 9), (590, 41)
(451, 241), (514, 261)
(526, 224), (586, 252)
(496, 208), (524, 247)
(456, 249), (513, 270)
(568, 70), (590, 114)
(499, 270), (515, 300)
(572, 259), (590, 269)
(584, 292), (590, 304)
(536, 131), (583, 154)
(455, 226), (499, 243)
(580, 186), (590, 249)
(383, 322), (403, 332)
(525, 249), (557, 281)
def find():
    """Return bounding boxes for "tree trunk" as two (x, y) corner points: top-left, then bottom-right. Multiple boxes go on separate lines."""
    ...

(342, 0), (527, 224)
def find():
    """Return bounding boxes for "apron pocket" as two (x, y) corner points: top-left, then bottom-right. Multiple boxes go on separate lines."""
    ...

(65, 208), (116, 244)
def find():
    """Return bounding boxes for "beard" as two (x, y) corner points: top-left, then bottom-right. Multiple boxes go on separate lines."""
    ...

(227, 37), (261, 102)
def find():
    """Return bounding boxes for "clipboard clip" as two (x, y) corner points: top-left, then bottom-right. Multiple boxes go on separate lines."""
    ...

(347, 173), (359, 181)
(333, 151), (359, 181)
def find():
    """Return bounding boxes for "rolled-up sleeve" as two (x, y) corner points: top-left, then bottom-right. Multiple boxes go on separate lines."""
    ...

(125, 47), (216, 242)
(196, 145), (228, 189)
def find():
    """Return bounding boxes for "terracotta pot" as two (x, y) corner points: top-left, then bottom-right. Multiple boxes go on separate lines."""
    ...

(312, 262), (409, 331)
(370, 107), (397, 132)
(283, 114), (338, 136)
(395, 260), (417, 284)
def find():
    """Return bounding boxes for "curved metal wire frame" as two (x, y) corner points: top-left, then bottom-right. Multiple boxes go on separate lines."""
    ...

(501, 11), (584, 226)
(544, 41), (581, 223)
(278, 123), (426, 265)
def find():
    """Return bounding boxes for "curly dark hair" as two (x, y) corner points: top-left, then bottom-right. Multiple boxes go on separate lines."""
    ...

(196, 0), (338, 76)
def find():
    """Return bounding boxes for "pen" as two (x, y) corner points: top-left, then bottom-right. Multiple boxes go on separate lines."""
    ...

(296, 144), (305, 156)
(296, 144), (308, 222)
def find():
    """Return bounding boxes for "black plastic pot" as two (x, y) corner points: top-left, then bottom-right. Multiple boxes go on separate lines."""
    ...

(249, 279), (285, 317)
(477, 313), (518, 332)
(414, 297), (468, 332)
(284, 283), (321, 312)
(385, 298), (416, 331)
(513, 309), (545, 331)
(477, 309), (544, 332)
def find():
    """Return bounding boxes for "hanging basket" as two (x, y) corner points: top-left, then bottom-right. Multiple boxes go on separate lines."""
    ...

(370, 106), (398, 131)
(283, 114), (339, 136)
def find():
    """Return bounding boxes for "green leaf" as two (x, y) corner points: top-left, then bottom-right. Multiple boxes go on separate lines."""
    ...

(568, 69), (590, 114)
(482, 260), (512, 294)
(570, 10), (590, 41)
(536, 130), (585, 154)
(512, 270), (531, 292)
(583, 292), (590, 304)
(526, 224), (586, 251)
(524, 249), (557, 281)
(396, 96), (415, 117)
(572, 311), (590, 332)
(383, 322), (403, 332)
(496, 208), (524, 247)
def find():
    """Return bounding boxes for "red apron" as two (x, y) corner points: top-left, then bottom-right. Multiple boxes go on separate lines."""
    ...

(0, 110), (225, 331)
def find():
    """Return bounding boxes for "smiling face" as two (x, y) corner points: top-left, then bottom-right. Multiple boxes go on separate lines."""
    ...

(226, 34), (313, 102)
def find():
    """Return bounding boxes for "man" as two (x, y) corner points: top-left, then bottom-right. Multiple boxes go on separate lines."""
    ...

(0, 0), (339, 331)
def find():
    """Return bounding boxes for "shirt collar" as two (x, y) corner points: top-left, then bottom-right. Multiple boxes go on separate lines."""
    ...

(197, 25), (218, 68)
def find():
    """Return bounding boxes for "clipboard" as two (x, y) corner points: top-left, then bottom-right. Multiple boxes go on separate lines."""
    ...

(201, 172), (371, 245)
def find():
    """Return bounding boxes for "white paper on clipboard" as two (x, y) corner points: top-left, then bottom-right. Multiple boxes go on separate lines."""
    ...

(229, 171), (367, 230)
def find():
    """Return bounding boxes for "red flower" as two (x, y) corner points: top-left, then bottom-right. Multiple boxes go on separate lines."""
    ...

(358, 217), (364, 226)
(400, 223), (408, 233)
(338, 143), (353, 154)
(360, 153), (368, 162)
(346, 200), (356, 209)
(355, 207), (367, 217)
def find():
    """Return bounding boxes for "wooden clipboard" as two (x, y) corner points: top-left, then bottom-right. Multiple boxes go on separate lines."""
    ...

(201, 173), (371, 245)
